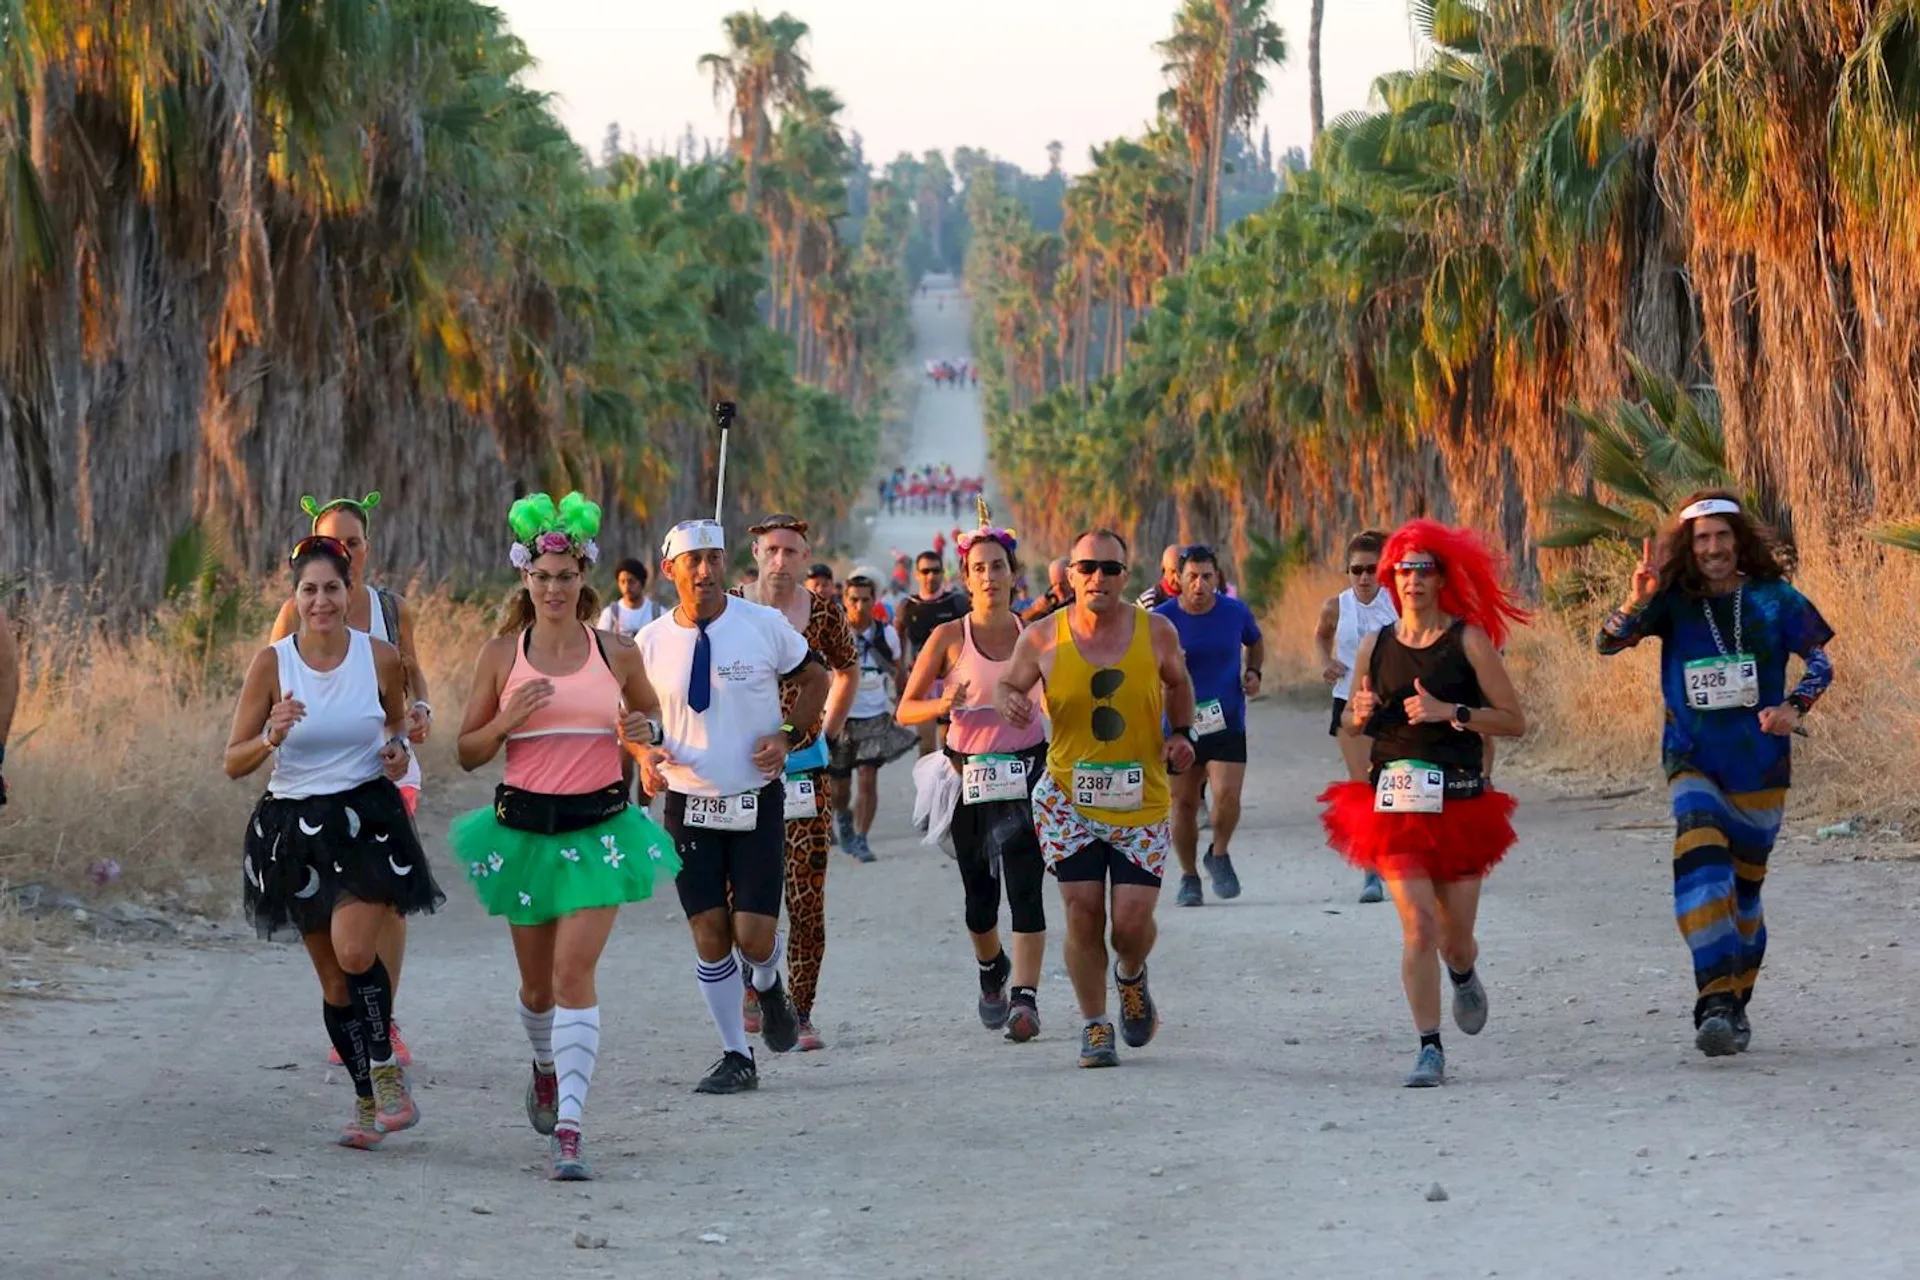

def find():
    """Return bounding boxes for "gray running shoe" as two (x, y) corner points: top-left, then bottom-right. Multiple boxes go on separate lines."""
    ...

(1730, 1007), (1752, 1053)
(1115, 965), (1159, 1049)
(1201, 846), (1241, 899)
(1359, 872), (1385, 904)
(1404, 1043), (1445, 1088)
(525, 1062), (559, 1135)
(548, 1126), (593, 1181)
(833, 809), (854, 848)
(1176, 874), (1204, 907)
(1695, 1004), (1739, 1058)
(978, 954), (1012, 1030)
(1451, 971), (1488, 1036)
(1005, 998), (1040, 1043)
(1078, 1020), (1120, 1068)
(848, 832), (877, 864)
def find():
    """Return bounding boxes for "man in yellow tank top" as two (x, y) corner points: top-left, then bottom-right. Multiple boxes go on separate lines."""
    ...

(995, 529), (1196, 1068)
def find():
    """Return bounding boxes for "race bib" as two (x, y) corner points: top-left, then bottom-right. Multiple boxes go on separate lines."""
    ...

(1194, 699), (1227, 737)
(1684, 654), (1759, 710)
(684, 792), (759, 832)
(963, 754), (1029, 804)
(1073, 762), (1144, 810)
(783, 775), (817, 822)
(1375, 760), (1445, 814)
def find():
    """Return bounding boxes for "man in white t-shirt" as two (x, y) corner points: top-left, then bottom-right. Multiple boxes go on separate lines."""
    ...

(638, 519), (830, 1096)
(825, 572), (918, 859)
(597, 558), (664, 636)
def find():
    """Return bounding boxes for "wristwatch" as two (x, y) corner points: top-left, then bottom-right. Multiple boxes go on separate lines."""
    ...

(1786, 694), (1813, 715)
(1170, 726), (1196, 744)
(261, 726), (280, 751)
(781, 721), (801, 747)
(1454, 705), (1474, 726)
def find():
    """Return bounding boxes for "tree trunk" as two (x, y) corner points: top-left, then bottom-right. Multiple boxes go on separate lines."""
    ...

(1205, 2), (1238, 243)
(1308, 0), (1325, 143)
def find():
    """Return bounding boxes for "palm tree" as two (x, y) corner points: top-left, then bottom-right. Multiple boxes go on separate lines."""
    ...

(1308, 0), (1325, 140)
(698, 10), (812, 217)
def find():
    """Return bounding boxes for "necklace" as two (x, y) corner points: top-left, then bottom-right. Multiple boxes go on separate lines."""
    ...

(1702, 585), (1744, 657)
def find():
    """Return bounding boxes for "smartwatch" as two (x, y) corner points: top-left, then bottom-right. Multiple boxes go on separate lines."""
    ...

(782, 721), (801, 747)
(1454, 705), (1474, 726)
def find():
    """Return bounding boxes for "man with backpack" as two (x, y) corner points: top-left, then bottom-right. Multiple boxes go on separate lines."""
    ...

(827, 572), (919, 860)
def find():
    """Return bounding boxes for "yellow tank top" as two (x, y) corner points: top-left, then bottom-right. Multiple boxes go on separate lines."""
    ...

(1045, 607), (1169, 826)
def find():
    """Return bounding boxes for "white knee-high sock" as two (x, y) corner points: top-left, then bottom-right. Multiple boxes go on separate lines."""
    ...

(551, 1005), (600, 1132)
(697, 955), (752, 1056)
(518, 999), (555, 1068)
(742, 929), (784, 993)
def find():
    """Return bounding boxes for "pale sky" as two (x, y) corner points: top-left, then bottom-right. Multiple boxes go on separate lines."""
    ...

(492, 1), (1418, 175)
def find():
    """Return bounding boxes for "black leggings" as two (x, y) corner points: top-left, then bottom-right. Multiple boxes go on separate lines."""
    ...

(947, 745), (1048, 936)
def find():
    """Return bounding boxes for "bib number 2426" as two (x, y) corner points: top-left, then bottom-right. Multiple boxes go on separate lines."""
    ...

(1684, 654), (1759, 711)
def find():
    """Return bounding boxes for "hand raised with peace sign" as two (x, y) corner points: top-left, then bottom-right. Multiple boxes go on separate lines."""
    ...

(1628, 536), (1660, 610)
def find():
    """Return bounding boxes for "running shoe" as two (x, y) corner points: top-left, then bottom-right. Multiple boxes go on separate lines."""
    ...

(328, 1043), (343, 1066)
(978, 953), (1012, 1030)
(1078, 1020), (1120, 1068)
(1115, 965), (1160, 1049)
(370, 1062), (419, 1132)
(1359, 872), (1385, 904)
(1404, 1044), (1445, 1088)
(694, 1050), (759, 1094)
(1451, 970), (1489, 1036)
(1695, 1000), (1739, 1058)
(525, 1062), (559, 1135)
(1201, 846), (1241, 900)
(388, 1021), (413, 1068)
(849, 833), (877, 863)
(796, 1018), (825, 1052)
(834, 809), (855, 849)
(742, 986), (762, 1035)
(548, 1126), (593, 1181)
(1176, 874), (1204, 907)
(1731, 1006), (1752, 1053)
(1005, 997), (1041, 1044)
(336, 1095), (384, 1150)
(755, 976), (801, 1054)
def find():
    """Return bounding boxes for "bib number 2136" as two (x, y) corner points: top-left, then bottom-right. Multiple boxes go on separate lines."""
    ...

(685, 793), (758, 832)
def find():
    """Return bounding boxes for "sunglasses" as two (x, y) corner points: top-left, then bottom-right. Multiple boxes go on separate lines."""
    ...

(1348, 563), (1379, 576)
(917, 565), (944, 575)
(289, 535), (350, 565)
(1393, 561), (1440, 578)
(1090, 667), (1127, 742)
(1072, 559), (1128, 579)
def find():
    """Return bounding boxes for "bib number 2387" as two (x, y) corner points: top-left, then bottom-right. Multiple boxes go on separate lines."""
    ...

(1684, 654), (1758, 710)
(685, 793), (758, 832)
(1073, 762), (1144, 810)
(1375, 760), (1444, 814)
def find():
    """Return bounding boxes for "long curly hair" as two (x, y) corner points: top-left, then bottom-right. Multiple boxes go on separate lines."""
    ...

(1381, 520), (1530, 649)
(1655, 489), (1789, 597)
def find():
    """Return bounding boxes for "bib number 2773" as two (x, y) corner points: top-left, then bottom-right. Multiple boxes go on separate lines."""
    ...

(685, 792), (758, 832)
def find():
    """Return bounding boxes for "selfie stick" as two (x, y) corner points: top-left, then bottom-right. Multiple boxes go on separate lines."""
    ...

(712, 400), (737, 521)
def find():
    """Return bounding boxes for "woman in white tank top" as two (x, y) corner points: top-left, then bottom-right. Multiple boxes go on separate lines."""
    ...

(1314, 531), (1397, 903)
(225, 535), (442, 1151)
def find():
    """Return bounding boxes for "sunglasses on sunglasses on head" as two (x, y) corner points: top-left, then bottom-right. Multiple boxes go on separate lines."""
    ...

(1072, 559), (1128, 579)
(289, 535), (350, 565)
(1393, 561), (1440, 578)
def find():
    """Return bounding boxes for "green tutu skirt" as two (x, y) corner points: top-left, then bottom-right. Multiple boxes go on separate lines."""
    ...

(450, 802), (682, 926)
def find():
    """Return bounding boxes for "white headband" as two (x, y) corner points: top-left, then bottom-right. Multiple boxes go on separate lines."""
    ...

(1678, 497), (1741, 522)
(662, 519), (726, 561)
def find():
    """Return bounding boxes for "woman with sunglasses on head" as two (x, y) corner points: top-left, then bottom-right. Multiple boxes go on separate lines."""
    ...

(226, 535), (442, 1149)
(899, 512), (1050, 1042)
(1315, 530), (1398, 904)
(1318, 521), (1528, 1088)
(272, 492), (432, 1069)
(450, 493), (681, 1181)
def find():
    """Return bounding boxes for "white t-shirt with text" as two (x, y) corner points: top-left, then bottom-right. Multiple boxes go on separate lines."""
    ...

(598, 598), (663, 636)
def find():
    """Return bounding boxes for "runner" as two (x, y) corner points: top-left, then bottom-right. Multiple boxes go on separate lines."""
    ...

(735, 513), (860, 1051)
(225, 534), (440, 1149)
(448, 493), (681, 1179)
(1155, 545), (1263, 906)
(597, 558), (664, 636)
(895, 550), (971, 756)
(639, 519), (831, 1092)
(994, 529), (1196, 1068)
(900, 518), (1051, 1042)
(273, 493), (429, 1069)
(1136, 544), (1182, 609)
(1314, 530), (1398, 904)
(1318, 520), (1528, 1088)
(827, 571), (918, 862)
(806, 563), (838, 603)
(1020, 557), (1073, 622)
(1596, 491), (1834, 1058)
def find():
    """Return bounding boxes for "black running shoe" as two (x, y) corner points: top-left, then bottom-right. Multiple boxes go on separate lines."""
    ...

(1115, 964), (1160, 1049)
(755, 976), (800, 1054)
(1695, 998), (1739, 1058)
(694, 1050), (759, 1094)
(1730, 1006), (1752, 1053)
(978, 952), (1012, 1030)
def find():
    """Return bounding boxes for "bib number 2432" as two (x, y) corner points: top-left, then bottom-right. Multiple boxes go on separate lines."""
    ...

(685, 792), (759, 832)
(1375, 760), (1444, 814)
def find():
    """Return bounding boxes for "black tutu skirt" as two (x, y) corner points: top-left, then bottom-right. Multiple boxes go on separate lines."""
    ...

(242, 777), (444, 940)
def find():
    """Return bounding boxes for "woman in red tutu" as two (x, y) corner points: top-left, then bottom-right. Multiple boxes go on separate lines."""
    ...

(1318, 521), (1528, 1088)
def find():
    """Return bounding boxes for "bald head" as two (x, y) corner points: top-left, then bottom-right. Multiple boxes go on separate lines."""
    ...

(1047, 557), (1070, 593)
(1160, 544), (1181, 578)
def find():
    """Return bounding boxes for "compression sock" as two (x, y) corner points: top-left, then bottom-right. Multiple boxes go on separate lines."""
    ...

(551, 1005), (601, 1133)
(518, 998), (556, 1068)
(697, 955), (753, 1056)
(322, 1001), (373, 1098)
(346, 958), (395, 1067)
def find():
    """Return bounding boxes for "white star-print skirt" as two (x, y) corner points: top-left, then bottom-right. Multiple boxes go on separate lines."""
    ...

(243, 777), (444, 940)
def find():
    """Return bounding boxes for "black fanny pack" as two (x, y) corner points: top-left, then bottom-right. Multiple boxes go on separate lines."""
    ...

(494, 782), (628, 835)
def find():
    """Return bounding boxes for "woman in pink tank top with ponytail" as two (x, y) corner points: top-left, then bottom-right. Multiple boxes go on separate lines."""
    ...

(898, 512), (1049, 1045)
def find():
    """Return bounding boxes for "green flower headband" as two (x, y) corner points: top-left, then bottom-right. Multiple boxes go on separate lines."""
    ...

(301, 491), (381, 533)
(508, 492), (602, 568)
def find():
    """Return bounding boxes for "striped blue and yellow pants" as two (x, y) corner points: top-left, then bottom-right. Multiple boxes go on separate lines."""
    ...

(1670, 773), (1783, 1023)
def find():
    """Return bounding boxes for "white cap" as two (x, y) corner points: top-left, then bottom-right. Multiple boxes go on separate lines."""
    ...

(662, 519), (726, 561)
(1677, 497), (1741, 522)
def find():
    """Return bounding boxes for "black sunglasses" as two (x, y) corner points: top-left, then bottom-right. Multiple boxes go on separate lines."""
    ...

(1072, 559), (1128, 579)
(917, 564), (944, 575)
(1091, 667), (1127, 742)
(1348, 562), (1379, 576)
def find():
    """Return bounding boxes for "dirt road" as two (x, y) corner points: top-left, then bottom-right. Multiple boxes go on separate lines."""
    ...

(4, 279), (1919, 1279)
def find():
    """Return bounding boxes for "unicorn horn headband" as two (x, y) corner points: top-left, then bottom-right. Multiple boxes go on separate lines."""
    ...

(957, 495), (1017, 555)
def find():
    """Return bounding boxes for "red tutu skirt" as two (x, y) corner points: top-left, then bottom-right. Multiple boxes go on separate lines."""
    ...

(1317, 781), (1517, 882)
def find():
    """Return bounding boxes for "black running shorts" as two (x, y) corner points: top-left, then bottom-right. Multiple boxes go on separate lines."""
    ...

(664, 781), (786, 919)
(1049, 840), (1163, 888)
(1329, 698), (1347, 738)
(1193, 731), (1247, 767)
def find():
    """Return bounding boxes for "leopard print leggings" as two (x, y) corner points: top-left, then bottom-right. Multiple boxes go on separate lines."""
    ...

(782, 802), (831, 1019)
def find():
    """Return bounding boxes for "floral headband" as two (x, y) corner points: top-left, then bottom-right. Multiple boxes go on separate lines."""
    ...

(507, 492), (602, 569)
(956, 495), (1017, 558)
(301, 491), (381, 533)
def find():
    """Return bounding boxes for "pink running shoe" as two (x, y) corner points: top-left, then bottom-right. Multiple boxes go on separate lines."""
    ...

(336, 1096), (384, 1150)
(796, 1018), (825, 1052)
(742, 987), (762, 1035)
(388, 1022), (413, 1068)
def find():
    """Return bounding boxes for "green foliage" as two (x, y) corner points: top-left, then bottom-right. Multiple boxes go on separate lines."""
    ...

(159, 521), (269, 688)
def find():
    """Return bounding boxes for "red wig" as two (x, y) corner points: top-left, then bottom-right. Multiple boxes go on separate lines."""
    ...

(1381, 520), (1529, 649)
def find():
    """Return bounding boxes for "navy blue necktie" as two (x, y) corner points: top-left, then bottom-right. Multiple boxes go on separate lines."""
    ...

(688, 617), (713, 713)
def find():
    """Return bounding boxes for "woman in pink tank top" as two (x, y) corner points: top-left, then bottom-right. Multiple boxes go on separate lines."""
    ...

(898, 515), (1049, 1045)
(449, 492), (683, 1182)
